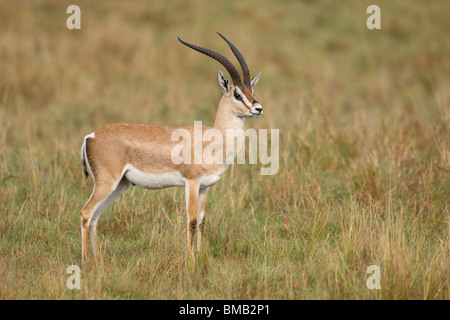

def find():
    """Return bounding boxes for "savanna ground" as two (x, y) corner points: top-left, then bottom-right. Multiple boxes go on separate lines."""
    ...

(0, 0), (448, 299)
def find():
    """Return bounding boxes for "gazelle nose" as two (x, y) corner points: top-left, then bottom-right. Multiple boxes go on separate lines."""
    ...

(255, 107), (263, 113)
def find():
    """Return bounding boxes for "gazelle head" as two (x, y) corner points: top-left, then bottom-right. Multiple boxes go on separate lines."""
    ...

(178, 33), (263, 118)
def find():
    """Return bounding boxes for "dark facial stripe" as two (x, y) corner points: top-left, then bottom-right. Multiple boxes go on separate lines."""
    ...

(238, 86), (254, 102)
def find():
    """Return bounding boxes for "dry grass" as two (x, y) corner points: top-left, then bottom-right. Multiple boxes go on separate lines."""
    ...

(0, 0), (448, 299)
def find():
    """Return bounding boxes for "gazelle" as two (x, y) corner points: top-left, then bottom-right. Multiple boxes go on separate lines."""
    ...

(80, 33), (263, 263)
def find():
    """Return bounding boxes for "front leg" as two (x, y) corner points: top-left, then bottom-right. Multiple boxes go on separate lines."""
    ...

(185, 180), (200, 256)
(197, 187), (209, 253)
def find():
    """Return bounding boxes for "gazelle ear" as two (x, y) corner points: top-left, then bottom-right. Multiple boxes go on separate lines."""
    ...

(218, 70), (230, 95)
(250, 71), (262, 87)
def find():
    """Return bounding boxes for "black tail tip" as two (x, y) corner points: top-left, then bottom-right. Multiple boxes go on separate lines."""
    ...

(82, 161), (88, 178)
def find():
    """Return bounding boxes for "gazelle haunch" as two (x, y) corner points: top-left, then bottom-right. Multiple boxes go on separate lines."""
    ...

(80, 33), (263, 264)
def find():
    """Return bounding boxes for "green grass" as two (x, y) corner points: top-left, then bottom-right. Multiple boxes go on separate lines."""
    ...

(0, 0), (448, 299)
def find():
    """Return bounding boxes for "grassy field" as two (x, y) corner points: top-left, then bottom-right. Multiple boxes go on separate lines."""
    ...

(0, 0), (448, 299)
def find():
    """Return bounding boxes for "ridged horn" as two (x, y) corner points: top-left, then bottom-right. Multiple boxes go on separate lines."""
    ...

(178, 36), (242, 86)
(217, 32), (251, 87)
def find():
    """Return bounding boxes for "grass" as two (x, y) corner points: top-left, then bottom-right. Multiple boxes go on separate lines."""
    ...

(0, 0), (448, 299)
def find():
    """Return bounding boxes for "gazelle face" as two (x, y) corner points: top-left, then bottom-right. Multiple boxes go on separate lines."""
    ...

(219, 70), (263, 118)
(231, 85), (263, 118)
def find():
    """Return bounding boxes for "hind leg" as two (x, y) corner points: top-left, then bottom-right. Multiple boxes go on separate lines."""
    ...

(80, 176), (130, 264)
(196, 187), (209, 254)
(90, 178), (130, 261)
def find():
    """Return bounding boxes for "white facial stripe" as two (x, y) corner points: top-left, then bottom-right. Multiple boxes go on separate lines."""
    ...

(235, 87), (252, 107)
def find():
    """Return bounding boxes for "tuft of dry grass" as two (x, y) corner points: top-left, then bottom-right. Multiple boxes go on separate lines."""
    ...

(0, 0), (448, 299)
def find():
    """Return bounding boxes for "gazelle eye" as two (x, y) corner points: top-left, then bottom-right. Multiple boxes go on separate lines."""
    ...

(234, 91), (242, 101)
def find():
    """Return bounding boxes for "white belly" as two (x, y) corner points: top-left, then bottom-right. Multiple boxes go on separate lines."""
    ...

(199, 164), (230, 187)
(123, 164), (186, 189)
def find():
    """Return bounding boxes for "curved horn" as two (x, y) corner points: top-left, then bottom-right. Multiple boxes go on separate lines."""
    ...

(217, 32), (251, 87)
(178, 37), (242, 86)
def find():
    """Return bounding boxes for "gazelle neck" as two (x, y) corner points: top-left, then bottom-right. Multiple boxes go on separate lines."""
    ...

(213, 95), (244, 133)
(212, 95), (246, 165)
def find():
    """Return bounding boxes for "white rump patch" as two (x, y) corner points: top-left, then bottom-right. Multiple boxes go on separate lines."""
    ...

(81, 132), (95, 161)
